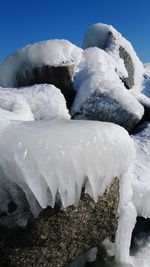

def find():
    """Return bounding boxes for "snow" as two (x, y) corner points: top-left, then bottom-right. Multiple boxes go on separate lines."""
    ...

(0, 39), (83, 87)
(83, 23), (144, 91)
(132, 122), (150, 218)
(0, 84), (70, 121)
(144, 63), (150, 77)
(114, 122), (150, 266)
(71, 47), (144, 126)
(0, 119), (135, 225)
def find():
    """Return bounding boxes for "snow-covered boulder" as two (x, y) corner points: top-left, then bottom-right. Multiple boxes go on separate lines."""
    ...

(0, 40), (83, 108)
(71, 48), (144, 132)
(83, 23), (144, 91)
(0, 84), (70, 121)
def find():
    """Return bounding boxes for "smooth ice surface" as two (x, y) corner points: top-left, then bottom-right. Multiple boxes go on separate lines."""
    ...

(0, 119), (135, 219)
(83, 23), (144, 91)
(71, 48), (144, 124)
(0, 39), (83, 87)
(0, 84), (70, 121)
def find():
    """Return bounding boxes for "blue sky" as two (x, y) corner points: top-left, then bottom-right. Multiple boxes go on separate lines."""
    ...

(0, 0), (150, 63)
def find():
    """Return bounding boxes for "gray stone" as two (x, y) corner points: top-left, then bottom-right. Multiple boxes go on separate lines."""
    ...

(0, 178), (119, 267)
(119, 46), (134, 89)
(72, 90), (144, 132)
(106, 32), (135, 89)
(15, 64), (76, 109)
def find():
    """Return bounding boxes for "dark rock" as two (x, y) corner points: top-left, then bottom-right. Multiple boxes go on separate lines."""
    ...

(15, 64), (76, 109)
(0, 178), (119, 267)
(106, 32), (135, 89)
(119, 46), (134, 89)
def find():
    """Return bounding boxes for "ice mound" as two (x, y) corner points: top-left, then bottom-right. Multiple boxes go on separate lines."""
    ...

(0, 119), (135, 225)
(83, 23), (144, 91)
(0, 84), (70, 121)
(0, 39), (83, 87)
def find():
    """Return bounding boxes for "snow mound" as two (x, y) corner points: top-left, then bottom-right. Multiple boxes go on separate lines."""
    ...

(0, 39), (83, 87)
(132, 122), (150, 218)
(71, 48), (144, 130)
(0, 84), (70, 121)
(0, 119), (135, 225)
(144, 63), (150, 77)
(83, 23), (144, 91)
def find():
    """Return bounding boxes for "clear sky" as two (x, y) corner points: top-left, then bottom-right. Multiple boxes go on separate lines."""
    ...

(0, 0), (150, 63)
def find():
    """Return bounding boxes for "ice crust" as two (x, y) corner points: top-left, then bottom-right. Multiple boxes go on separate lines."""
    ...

(0, 119), (135, 220)
(0, 84), (70, 121)
(0, 39), (83, 87)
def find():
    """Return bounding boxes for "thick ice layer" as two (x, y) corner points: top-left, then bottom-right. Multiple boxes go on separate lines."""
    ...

(0, 119), (135, 219)
(0, 84), (70, 121)
(83, 23), (144, 91)
(0, 39), (83, 87)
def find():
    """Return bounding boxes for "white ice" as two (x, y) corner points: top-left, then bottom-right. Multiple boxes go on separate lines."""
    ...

(0, 39), (83, 87)
(0, 119), (135, 219)
(0, 84), (70, 121)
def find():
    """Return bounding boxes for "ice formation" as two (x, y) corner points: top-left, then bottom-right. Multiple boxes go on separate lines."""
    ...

(0, 84), (70, 121)
(0, 119), (135, 225)
(83, 23), (144, 91)
(0, 39), (83, 87)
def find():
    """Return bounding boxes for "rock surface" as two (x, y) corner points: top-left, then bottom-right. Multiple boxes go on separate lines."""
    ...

(15, 64), (75, 109)
(0, 178), (119, 267)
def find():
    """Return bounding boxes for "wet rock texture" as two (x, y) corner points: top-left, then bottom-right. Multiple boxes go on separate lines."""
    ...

(0, 178), (119, 267)
(15, 64), (75, 108)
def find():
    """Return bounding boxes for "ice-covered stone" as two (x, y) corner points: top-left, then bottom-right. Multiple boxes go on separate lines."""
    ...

(0, 119), (135, 226)
(71, 48), (144, 131)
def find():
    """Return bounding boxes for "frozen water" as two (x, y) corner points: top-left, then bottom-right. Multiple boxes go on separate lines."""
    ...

(0, 119), (135, 221)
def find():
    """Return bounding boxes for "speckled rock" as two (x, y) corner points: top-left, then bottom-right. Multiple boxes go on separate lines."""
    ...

(15, 64), (76, 108)
(0, 178), (119, 267)
(119, 46), (134, 89)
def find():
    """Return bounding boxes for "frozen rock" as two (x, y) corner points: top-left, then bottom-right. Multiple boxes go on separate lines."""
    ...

(71, 48), (144, 132)
(0, 119), (135, 227)
(0, 40), (83, 108)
